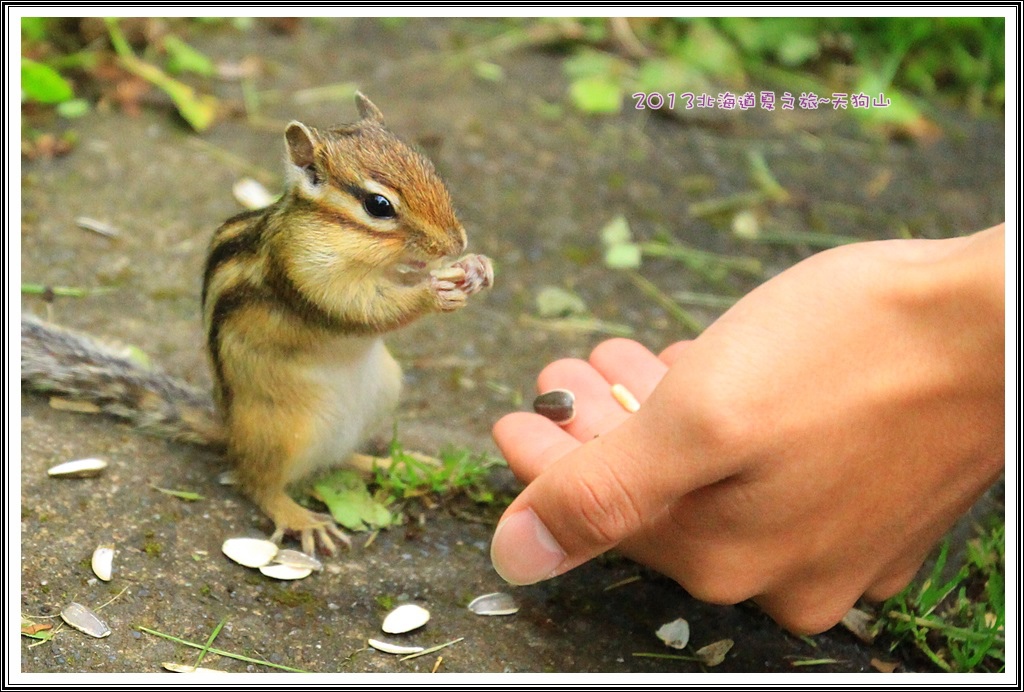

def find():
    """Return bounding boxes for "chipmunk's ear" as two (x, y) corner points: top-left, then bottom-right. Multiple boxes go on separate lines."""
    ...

(285, 121), (317, 169)
(354, 91), (385, 124)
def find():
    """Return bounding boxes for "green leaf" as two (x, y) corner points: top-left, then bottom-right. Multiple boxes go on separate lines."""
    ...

(21, 17), (50, 42)
(676, 20), (745, 85)
(569, 75), (623, 114)
(600, 215), (633, 246)
(635, 58), (712, 96)
(313, 470), (396, 532)
(472, 61), (504, 82)
(599, 215), (642, 269)
(535, 285), (588, 318)
(604, 243), (642, 270)
(148, 69), (219, 131)
(563, 49), (624, 80)
(56, 98), (90, 118)
(106, 18), (219, 131)
(151, 485), (204, 501)
(21, 58), (73, 104)
(163, 35), (215, 77)
(776, 34), (820, 66)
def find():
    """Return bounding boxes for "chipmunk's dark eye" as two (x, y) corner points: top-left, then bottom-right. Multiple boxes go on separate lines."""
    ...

(363, 194), (396, 219)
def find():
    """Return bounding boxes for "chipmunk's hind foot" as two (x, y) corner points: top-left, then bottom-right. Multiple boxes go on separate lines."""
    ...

(264, 493), (351, 556)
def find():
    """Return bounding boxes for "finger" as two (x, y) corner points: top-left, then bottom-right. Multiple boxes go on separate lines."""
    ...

(492, 411), (581, 482)
(536, 358), (630, 442)
(490, 402), (730, 586)
(863, 547), (931, 601)
(753, 582), (863, 635)
(588, 338), (669, 401)
(863, 568), (918, 602)
(658, 340), (693, 365)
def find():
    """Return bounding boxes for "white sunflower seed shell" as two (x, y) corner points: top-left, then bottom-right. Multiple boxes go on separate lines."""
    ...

(162, 662), (229, 673)
(232, 178), (275, 210)
(381, 603), (430, 634)
(467, 592), (519, 616)
(221, 537), (279, 568)
(258, 563), (313, 580)
(367, 638), (425, 655)
(91, 544), (115, 582)
(655, 617), (690, 650)
(48, 458), (108, 478)
(273, 549), (323, 571)
(60, 602), (111, 638)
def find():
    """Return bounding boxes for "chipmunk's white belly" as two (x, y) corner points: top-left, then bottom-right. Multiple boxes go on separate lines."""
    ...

(288, 335), (402, 483)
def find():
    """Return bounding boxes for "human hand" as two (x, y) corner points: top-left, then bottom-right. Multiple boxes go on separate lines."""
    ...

(491, 226), (1004, 634)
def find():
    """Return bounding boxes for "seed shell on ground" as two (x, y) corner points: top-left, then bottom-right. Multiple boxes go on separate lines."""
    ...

(655, 618), (690, 650)
(232, 178), (275, 209)
(259, 563), (313, 580)
(48, 458), (108, 478)
(221, 537), (279, 568)
(367, 638), (425, 655)
(381, 603), (431, 634)
(467, 592), (519, 616)
(60, 602), (111, 638)
(91, 544), (115, 582)
(273, 549), (323, 571)
(162, 662), (229, 673)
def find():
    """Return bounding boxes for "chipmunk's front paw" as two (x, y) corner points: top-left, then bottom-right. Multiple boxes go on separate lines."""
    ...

(430, 254), (493, 311)
(453, 253), (494, 294)
(430, 274), (469, 312)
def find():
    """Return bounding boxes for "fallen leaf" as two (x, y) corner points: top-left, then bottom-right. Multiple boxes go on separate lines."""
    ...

(840, 607), (876, 644)
(313, 469), (396, 531)
(151, 485), (204, 502)
(21, 619), (53, 637)
(870, 658), (899, 673)
(694, 638), (733, 667)
(600, 215), (633, 246)
(535, 285), (588, 318)
(600, 215), (642, 269)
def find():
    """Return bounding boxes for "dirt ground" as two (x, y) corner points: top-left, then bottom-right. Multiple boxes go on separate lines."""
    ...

(18, 18), (1005, 675)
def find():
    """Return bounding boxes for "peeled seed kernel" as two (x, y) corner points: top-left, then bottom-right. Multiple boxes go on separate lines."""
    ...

(610, 383), (640, 413)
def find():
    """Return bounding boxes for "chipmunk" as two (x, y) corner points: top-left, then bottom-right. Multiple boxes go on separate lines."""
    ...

(22, 92), (493, 555)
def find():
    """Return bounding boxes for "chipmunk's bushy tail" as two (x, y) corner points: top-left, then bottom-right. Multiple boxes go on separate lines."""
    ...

(21, 314), (224, 447)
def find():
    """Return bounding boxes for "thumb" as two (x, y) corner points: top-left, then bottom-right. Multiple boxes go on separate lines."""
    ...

(490, 400), (724, 586)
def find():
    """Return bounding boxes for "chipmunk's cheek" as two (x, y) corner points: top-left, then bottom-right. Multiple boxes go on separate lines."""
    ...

(386, 254), (452, 286)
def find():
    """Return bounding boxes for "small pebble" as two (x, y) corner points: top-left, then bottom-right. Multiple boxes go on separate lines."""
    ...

(532, 389), (576, 425)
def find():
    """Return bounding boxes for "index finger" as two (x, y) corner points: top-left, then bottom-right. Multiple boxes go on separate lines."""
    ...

(493, 411), (581, 483)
